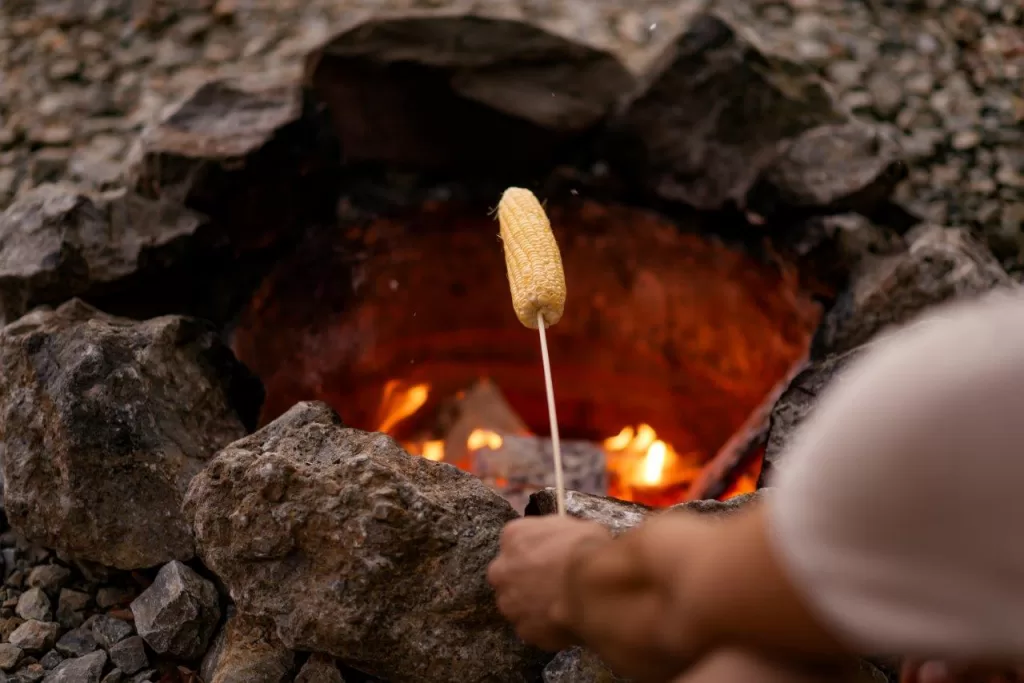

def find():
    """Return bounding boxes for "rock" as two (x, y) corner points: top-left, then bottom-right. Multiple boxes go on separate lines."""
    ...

(0, 299), (264, 569)
(8, 621), (59, 653)
(0, 643), (21, 671)
(128, 77), (340, 298)
(43, 649), (107, 683)
(751, 121), (908, 216)
(766, 229), (1024, 483)
(293, 654), (344, 683)
(15, 589), (52, 622)
(314, 13), (633, 134)
(0, 184), (207, 324)
(89, 615), (134, 650)
(131, 78), (303, 198)
(26, 567), (71, 596)
(0, 618), (22, 642)
(130, 561), (220, 661)
(54, 626), (97, 657)
(183, 401), (550, 683)
(526, 489), (762, 535)
(543, 647), (629, 683)
(55, 591), (88, 630)
(761, 350), (861, 486)
(100, 669), (124, 683)
(608, 11), (857, 212)
(39, 650), (63, 670)
(14, 663), (45, 683)
(203, 613), (293, 683)
(94, 588), (135, 610)
(813, 225), (1014, 357)
(107, 636), (147, 676)
(198, 606), (231, 683)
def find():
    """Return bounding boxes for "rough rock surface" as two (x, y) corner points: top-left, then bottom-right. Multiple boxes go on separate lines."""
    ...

(128, 75), (339, 245)
(814, 225), (1015, 356)
(200, 611), (293, 683)
(765, 226), (1014, 484)
(294, 654), (346, 683)
(107, 636), (148, 676)
(606, 10), (902, 213)
(526, 488), (761, 535)
(9, 620), (60, 653)
(1, 0), (1020, 274)
(0, 299), (264, 569)
(543, 647), (629, 683)
(0, 184), (205, 325)
(130, 561), (220, 661)
(44, 649), (107, 683)
(751, 121), (908, 216)
(315, 13), (634, 133)
(760, 349), (861, 486)
(184, 401), (550, 683)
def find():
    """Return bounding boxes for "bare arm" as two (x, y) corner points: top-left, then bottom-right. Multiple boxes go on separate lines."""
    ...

(560, 289), (1024, 671)
(556, 502), (848, 680)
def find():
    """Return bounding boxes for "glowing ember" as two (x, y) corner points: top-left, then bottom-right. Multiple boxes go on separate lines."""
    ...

(468, 428), (503, 451)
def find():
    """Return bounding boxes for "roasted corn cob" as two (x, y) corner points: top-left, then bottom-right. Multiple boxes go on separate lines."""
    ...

(496, 187), (568, 515)
(497, 188), (566, 329)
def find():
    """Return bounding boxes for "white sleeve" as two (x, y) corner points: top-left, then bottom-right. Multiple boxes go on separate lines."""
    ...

(767, 289), (1024, 660)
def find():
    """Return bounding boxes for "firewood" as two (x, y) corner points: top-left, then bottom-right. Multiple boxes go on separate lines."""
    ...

(432, 378), (528, 466)
(472, 433), (606, 513)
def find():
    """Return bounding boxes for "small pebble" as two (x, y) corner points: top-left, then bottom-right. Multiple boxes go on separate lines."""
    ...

(8, 620), (59, 653)
(0, 643), (22, 671)
(15, 589), (51, 622)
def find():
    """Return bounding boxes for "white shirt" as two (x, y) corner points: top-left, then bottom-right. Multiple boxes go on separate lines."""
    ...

(768, 287), (1024, 659)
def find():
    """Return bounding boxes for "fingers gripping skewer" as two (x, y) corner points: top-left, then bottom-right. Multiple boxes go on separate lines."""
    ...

(496, 188), (568, 516)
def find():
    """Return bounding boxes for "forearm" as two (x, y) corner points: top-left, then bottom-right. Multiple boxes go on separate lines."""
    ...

(561, 504), (849, 675)
(560, 517), (706, 679)
(685, 504), (850, 659)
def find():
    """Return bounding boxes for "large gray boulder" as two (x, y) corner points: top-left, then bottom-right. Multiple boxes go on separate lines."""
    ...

(183, 401), (550, 683)
(0, 299), (263, 569)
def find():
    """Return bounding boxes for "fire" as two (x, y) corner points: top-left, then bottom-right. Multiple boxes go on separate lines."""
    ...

(468, 428), (503, 451)
(374, 378), (712, 506)
(376, 380), (429, 433)
(602, 425), (701, 504)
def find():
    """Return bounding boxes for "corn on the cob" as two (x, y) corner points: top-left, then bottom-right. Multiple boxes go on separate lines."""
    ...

(496, 187), (568, 515)
(497, 188), (566, 330)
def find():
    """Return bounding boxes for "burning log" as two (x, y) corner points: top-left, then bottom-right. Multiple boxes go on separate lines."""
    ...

(432, 378), (528, 466)
(473, 433), (607, 514)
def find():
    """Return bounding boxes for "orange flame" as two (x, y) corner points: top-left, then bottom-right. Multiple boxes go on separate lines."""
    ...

(376, 380), (429, 433)
(376, 381), (705, 506)
(603, 424), (701, 504)
(467, 428), (503, 451)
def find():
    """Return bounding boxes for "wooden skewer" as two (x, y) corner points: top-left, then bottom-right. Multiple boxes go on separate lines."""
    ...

(537, 312), (566, 516)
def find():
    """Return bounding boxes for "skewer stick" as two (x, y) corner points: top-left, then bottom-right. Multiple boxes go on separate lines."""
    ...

(537, 312), (566, 516)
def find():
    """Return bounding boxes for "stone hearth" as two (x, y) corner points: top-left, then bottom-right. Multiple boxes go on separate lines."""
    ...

(0, 4), (1019, 683)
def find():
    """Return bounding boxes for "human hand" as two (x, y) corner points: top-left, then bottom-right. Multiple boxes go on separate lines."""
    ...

(487, 514), (613, 651)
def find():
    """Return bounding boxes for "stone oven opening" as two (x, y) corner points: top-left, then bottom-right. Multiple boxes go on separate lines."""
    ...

(195, 13), (853, 512)
(229, 197), (821, 509)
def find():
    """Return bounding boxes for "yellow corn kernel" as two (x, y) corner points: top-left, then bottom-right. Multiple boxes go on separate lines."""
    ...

(497, 188), (566, 329)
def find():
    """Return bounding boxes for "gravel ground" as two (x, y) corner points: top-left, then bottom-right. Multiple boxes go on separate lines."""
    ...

(0, 0), (1022, 269)
(737, 0), (1024, 272)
